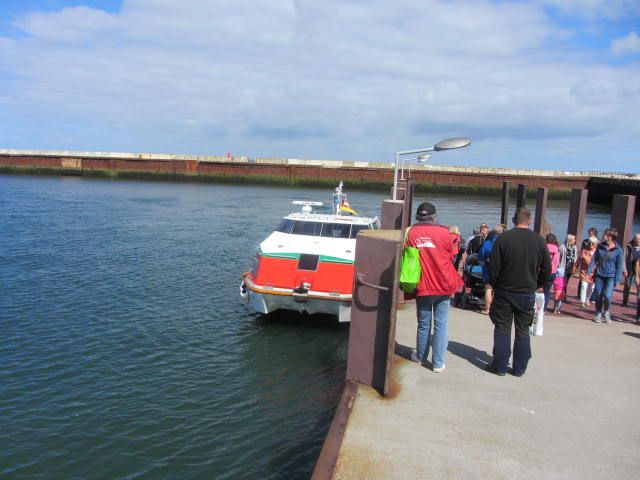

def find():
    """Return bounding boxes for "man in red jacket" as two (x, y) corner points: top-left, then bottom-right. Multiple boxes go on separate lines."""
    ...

(406, 202), (463, 372)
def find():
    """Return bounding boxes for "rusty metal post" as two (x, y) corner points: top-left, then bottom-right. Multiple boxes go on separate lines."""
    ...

(516, 184), (527, 209)
(567, 188), (588, 248)
(381, 200), (404, 230)
(534, 187), (551, 237)
(611, 194), (637, 244)
(500, 181), (510, 226)
(347, 230), (401, 397)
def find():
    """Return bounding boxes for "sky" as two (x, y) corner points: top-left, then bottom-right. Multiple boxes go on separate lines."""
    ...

(0, 0), (639, 172)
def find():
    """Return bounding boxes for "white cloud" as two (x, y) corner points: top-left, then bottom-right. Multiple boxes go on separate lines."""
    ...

(611, 31), (640, 55)
(0, 0), (638, 171)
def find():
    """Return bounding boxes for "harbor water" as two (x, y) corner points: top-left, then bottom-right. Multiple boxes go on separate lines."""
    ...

(1, 175), (638, 479)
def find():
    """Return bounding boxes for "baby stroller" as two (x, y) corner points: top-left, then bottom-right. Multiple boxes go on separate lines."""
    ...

(456, 253), (487, 310)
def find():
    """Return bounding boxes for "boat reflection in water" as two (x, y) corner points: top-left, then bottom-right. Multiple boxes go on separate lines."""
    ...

(241, 182), (379, 322)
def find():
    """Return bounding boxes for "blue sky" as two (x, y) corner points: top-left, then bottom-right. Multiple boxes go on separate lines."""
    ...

(0, 0), (639, 172)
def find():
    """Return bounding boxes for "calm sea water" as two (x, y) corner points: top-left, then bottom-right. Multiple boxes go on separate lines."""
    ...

(1, 175), (638, 479)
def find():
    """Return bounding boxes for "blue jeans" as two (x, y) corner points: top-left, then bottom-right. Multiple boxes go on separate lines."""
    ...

(593, 276), (615, 314)
(416, 295), (450, 369)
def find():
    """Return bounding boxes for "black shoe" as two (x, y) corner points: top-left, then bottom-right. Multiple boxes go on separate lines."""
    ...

(486, 364), (506, 376)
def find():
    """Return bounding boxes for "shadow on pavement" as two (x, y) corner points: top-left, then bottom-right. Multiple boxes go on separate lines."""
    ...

(623, 331), (640, 339)
(448, 340), (493, 370)
(394, 342), (414, 360)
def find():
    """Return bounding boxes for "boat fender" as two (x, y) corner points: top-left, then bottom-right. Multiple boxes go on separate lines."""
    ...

(240, 281), (249, 302)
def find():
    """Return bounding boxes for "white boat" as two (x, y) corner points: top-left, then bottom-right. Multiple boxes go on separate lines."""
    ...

(240, 182), (380, 322)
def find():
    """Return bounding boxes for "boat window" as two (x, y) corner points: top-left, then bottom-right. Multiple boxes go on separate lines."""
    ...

(298, 254), (320, 271)
(320, 223), (351, 239)
(350, 224), (369, 239)
(291, 220), (322, 236)
(276, 219), (294, 234)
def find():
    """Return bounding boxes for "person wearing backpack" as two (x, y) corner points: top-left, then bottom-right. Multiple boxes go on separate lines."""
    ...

(587, 228), (625, 324)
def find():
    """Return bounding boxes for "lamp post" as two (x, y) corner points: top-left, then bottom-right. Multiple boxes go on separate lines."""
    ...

(400, 153), (432, 180)
(393, 137), (472, 200)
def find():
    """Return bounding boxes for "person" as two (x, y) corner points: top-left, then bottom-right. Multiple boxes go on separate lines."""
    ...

(562, 234), (577, 295)
(635, 256), (640, 325)
(553, 234), (576, 314)
(577, 227), (599, 299)
(479, 224), (505, 314)
(468, 223), (489, 255)
(407, 202), (463, 373)
(574, 236), (597, 308)
(465, 227), (480, 250)
(622, 232), (640, 308)
(487, 207), (551, 377)
(544, 233), (560, 312)
(449, 225), (463, 268)
(587, 228), (624, 323)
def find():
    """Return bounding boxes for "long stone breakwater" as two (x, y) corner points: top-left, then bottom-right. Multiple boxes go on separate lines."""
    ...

(1, 149), (638, 204)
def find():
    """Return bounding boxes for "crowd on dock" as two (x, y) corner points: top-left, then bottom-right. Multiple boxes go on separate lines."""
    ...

(404, 201), (640, 377)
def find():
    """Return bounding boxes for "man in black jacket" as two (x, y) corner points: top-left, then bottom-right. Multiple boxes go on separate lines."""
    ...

(487, 207), (551, 377)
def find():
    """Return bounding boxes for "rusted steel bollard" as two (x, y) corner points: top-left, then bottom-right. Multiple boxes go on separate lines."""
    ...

(611, 194), (637, 244)
(516, 183), (527, 209)
(567, 188), (588, 247)
(381, 199), (404, 230)
(501, 181), (510, 226)
(347, 230), (402, 397)
(534, 187), (551, 237)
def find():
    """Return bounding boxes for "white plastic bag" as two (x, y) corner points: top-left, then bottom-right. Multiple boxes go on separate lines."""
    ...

(532, 292), (545, 336)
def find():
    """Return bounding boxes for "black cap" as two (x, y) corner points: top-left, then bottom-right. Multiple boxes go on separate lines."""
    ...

(416, 201), (436, 221)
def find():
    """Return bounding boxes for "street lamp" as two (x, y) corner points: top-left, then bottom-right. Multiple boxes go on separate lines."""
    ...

(393, 137), (471, 200)
(403, 153), (432, 179)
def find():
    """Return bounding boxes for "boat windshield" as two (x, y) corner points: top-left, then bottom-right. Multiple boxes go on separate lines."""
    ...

(277, 219), (373, 239)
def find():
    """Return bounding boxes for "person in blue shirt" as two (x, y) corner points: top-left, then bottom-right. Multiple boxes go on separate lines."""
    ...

(479, 224), (505, 314)
(587, 228), (625, 323)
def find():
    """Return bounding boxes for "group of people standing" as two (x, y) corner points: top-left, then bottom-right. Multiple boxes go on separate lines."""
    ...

(404, 201), (640, 378)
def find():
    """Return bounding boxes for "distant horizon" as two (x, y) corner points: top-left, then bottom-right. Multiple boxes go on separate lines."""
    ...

(1, 1), (639, 173)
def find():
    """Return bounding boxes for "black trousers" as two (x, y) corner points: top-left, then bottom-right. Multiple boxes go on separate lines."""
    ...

(490, 288), (535, 376)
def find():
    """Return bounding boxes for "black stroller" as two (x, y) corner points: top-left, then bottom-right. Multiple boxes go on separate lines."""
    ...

(455, 253), (487, 310)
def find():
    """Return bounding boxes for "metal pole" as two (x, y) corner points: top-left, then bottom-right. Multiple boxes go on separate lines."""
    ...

(393, 152), (399, 200)
(500, 181), (510, 226)
(394, 147), (435, 201)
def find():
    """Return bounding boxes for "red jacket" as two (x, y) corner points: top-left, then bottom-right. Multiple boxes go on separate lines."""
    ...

(406, 222), (463, 296)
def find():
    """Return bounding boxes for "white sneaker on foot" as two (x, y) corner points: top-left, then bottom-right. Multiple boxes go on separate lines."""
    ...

(604, 311), (611, 323)
(594, 313), (602, 323)
(433, 364), (446, 373)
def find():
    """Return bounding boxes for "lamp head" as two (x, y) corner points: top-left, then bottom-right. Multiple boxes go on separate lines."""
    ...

(434, 137), (472, 151)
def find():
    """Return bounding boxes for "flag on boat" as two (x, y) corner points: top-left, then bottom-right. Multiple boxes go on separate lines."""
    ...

(340, 199), (358, 215)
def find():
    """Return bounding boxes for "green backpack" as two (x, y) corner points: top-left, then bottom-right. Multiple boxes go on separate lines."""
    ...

(399, 227), (421, 293)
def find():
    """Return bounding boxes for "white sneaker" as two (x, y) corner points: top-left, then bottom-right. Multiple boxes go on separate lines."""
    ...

(410, 351), (420, 363)
(594, 313), (602, 323)
(433, 364), (446, 373)
(604, 311), (611, 324)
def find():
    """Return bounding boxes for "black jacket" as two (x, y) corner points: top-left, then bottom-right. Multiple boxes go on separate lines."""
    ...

(489, 227), (551, 293)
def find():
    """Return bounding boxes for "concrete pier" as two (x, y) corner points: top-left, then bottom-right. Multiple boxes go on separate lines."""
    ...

(331, 281), (640, 479)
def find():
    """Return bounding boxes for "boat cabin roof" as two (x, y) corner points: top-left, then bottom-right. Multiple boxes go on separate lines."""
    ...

(284, 212), (377, 225)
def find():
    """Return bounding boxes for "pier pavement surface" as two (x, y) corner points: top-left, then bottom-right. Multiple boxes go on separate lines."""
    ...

(333, 284), (640, 479)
